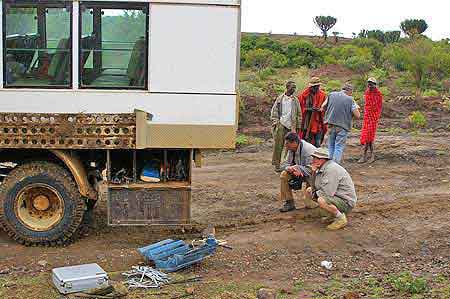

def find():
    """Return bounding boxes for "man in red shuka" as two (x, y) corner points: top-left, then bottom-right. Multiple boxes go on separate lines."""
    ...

(298, 77), (327, 147)
(358, 77), (383, 164)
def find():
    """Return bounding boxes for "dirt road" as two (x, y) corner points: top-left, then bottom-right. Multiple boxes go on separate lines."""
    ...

(1, 132), (450, 298)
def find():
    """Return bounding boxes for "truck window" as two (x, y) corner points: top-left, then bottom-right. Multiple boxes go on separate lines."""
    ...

(79, 2), (148, 89)
(3, 1), (72, 88)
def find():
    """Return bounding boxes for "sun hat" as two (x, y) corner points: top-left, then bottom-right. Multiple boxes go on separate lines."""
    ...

(311, 147), (331, 160)
(367, 77), (377, 84)
(309, 77), (322, 87)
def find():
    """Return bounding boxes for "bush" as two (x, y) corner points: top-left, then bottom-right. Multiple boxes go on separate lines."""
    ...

(257, 67), (276, 80)
(324, 79), (343, 93)
(239, 81), (265, 98)
(272, 52), (289, 68)
(344, 55), (373, 72)
(383, 45), (409, 72)
(422, 89), (439, 97)
(368, 68), (389, 85)
(235, 134), (249, 146)
(242, 49), (273, 69)
(323, 55), (338, 65)
(352, 38), (384, 66)
(379, 86), (390, 97)
(409, 111), (427, 128)
(286, 39), (324, 68)
(386, 272), (429, 294)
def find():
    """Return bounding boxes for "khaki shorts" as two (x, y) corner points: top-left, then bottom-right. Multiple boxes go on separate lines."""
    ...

(325, 196), (352, 214)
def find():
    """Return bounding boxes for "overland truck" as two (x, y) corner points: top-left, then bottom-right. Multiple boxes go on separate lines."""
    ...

(0, 0), (240, 246)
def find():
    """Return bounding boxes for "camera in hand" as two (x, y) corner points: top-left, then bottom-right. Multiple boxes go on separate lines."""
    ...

(288, 175), (304, 190)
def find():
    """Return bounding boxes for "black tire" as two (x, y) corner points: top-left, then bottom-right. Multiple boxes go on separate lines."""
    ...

(0, 162), (85, 246)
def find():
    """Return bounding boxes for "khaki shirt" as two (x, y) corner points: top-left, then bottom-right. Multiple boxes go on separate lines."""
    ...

(314, 160), (357, 207)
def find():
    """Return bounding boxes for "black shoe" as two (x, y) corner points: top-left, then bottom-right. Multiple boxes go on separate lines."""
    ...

(280, 200), (296, 213)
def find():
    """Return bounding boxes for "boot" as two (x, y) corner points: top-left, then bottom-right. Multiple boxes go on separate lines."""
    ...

(327, 214), (348, 230)
(280, 199), (296, 213)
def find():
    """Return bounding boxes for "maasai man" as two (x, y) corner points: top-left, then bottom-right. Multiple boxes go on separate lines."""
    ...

(358, 77), (383, 163)
(298, 77), (327, 146)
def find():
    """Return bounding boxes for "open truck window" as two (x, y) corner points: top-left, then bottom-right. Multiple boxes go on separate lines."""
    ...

(3, 0), (72, 88)
(79, 2), (148, 89)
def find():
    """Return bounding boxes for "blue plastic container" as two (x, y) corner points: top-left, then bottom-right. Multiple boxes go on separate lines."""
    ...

(138, 236), (219, 272)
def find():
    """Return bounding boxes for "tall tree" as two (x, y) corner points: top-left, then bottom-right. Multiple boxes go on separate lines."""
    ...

(314, 16), (337, 40)
(401, 19), (428, 38)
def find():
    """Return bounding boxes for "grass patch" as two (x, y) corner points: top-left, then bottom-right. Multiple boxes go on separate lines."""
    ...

(386, 272), (429, 295)
(408, 111), (427, 128)
(236, 134), (264, 147)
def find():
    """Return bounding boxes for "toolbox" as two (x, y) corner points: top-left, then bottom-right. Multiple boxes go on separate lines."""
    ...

(52, 263), (109, 294)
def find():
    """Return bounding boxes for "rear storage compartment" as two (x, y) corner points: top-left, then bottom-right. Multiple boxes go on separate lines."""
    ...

(106, 149), (191, 225)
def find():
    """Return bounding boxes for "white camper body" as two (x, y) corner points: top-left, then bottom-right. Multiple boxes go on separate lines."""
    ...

(0, 0), (240, 147)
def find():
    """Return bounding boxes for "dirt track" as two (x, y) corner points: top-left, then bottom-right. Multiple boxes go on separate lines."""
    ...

(1, 132), (450, 298)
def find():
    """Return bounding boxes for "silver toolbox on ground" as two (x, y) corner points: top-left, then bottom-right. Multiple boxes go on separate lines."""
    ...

(52, 263), (109, 294)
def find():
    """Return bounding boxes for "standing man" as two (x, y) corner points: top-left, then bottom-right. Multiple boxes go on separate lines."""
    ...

(322, 83), (360, 164)
(307, 147), (357, 230)
(271, 81), (301, 172)
(298, 77), (327, 147)
(279, 132), (317, 212)
(359, 78), (383, 164)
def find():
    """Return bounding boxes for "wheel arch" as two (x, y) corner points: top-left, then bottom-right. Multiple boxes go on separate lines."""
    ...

(0, 149), (96, 200)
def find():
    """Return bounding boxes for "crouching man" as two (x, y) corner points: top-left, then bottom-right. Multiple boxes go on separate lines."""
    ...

(279, 132), (318, 212)
(307, 147), (357, 230)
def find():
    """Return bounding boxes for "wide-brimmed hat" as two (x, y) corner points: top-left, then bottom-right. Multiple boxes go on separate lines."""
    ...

(309, 77), (321, 87)
(311, 147), (331, 160)
(367, 77), (377, 84)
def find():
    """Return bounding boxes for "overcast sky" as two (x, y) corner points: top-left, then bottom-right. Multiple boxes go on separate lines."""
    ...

(241, 0), (449, 41)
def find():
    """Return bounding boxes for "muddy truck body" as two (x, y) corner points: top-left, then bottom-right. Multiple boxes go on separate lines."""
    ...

(0, 0), (241, 245)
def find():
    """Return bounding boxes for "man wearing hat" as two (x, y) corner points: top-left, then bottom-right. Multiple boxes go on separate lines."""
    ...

(279, 132), (317, 212)
(298, 77), (327, 147)
(359, 77), (383, 163)
(270, 81), (302, 172)
(307, 147), (357, 230)
(322, 83), (360, 163)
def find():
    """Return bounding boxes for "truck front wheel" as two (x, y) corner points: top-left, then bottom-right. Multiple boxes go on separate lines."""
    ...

(0, 162), (85, 246)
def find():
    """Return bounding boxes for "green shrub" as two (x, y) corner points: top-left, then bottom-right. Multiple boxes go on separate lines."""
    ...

(235, 134), (249, 146)
(242, 49), (273, 69)
(272, 52), (289, 68)
(324, 79), (343, 93)
(422, 89), (439, 97)
(239, 81), (265, 98)
(383, 45), (409, 72)
(386, 272), (429, 294)
(286, 39), (324, 68)
(257, 67), (276, 80)
(409, 111), (427, 128)
(379, 86), (391, 97)
(344, 55), (373, 72)
(368, 68), (389, 85)
(352, 38), (384, 66)
(323, 55), (338, 65)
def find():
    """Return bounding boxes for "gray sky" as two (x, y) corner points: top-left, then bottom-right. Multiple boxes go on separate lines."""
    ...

(241, 0), (449, 41)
